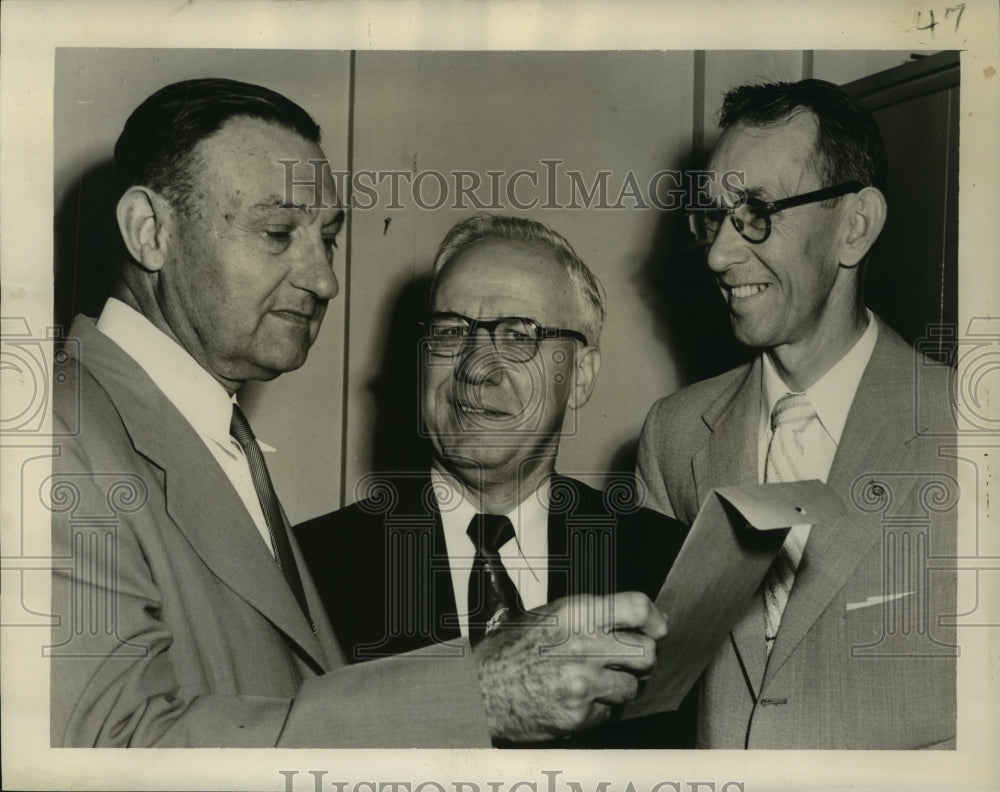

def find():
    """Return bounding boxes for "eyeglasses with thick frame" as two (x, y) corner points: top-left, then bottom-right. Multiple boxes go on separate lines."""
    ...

(688, 180), (865, 245)
(420, 312), (589, 362)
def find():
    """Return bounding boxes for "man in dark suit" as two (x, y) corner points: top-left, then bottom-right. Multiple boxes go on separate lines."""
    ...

(296, 214), (691, 746)
(636, 79), (957, 748)
(50, 79), (669, 748)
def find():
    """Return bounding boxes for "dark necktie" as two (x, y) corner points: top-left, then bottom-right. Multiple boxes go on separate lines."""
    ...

(230, 403), (311, 625)
(466, 513), (525, 647)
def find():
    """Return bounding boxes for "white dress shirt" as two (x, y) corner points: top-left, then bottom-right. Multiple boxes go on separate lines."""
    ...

(431, 468), (549, 637)
(756, 311), (879, 555)
(757, 311), (880, 484)
(96, 298), (275, 554)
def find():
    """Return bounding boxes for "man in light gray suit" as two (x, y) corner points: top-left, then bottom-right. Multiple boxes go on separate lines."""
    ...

(50, 77), (667, 747)
(636, 79), (956, 749)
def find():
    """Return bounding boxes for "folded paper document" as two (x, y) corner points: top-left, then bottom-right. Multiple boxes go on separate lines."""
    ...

(621, 480), (845, 719)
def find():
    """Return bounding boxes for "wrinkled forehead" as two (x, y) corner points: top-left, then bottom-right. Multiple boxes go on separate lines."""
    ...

(707, 112), (823, 199)
(191, 116), (340, 210)
(431, 239), (578, 327)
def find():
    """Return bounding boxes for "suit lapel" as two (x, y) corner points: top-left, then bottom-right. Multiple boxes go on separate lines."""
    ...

(692, 361), (761, 510)
(72, 318), (326, 669)
(425, 478), (461, 642)
(546, 476), (622, 600)
(287, 518), (345, 666)
(763, 326), (920, 683)
(160, 452), (325, 666)
(694, 360), (768, 694)
(546, 476), (572, 601)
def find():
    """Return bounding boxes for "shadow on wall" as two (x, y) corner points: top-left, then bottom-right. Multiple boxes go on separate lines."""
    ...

(636, 147), (752, 391)
(607, 437), (641, 483)
(606, 148), (752, 477)
(365, 274), (436, 478)
(52, 149), (753, 486)
(55, 158), (118, 333)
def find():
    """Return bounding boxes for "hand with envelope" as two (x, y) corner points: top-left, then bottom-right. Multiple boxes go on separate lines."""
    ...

(622, 479), (846, 719)
(475, 591), (668, 742)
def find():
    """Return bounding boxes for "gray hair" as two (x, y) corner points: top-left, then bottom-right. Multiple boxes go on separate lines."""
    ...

(431, 214), (606, 345)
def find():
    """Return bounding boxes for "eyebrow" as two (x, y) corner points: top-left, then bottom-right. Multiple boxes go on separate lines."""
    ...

(322, 209), (346, 229)
(246, 201), (346, 226)
(740, 186), (770, 203)
(429, 311), (472, 322)
(429, 311), (543, 324)
(249, 200), (314, 212)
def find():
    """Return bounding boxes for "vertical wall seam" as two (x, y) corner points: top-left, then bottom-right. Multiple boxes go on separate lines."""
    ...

(936, 86), (954, 361)
(339, 50), (357, 510)
(802, 50), (814, 80)
(693, 50), (706, 157)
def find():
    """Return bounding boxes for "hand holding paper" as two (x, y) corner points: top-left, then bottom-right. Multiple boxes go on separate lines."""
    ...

(622, 480), (845, 719)
(476, 591), (667, 741)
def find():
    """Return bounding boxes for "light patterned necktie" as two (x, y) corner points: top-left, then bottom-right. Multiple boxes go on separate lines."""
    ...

(762, 391), (816, 654)
(466, 513), (525, 647)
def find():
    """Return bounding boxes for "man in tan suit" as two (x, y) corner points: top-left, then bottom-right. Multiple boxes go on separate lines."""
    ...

(50, 77), (667, 747)
(636, 79), (956, 749)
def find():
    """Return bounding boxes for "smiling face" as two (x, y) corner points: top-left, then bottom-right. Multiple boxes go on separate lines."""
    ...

(155, 117), (343, 389)
(421, 239), (593, 494)
(705, 112), (860, 364)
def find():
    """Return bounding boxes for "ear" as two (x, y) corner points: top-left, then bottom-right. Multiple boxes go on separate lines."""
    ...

(838, 186), (887, 269)
(567, 345), (601, 410)
(115, 186), (175, 273)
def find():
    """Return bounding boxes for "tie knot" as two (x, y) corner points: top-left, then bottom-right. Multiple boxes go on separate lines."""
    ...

(467, 514), (516, 554)
(770, 392), (815, 431)
(230, 403), (256, 449)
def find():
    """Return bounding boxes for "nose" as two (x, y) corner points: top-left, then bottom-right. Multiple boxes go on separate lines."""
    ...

(291, 232), (339, 301)
(454, 336), (505, 387)
(705, 218), (752, 274)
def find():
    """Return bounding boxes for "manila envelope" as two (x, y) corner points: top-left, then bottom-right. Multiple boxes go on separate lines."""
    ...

(620, 479), (845, 719)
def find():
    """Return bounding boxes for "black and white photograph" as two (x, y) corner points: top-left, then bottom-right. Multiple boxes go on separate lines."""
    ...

(1, 2), (997, 790)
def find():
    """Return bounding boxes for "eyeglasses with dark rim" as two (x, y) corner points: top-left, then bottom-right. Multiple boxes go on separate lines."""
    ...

(420, 312), (589, 362)
(687, 180), (865, 245)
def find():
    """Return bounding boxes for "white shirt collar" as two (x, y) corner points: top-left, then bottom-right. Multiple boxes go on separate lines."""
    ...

(95, 298), (237, 452)
(431, 467), (550, 619)
(761, 310), (879, 446)
(431, 467), (550, 557)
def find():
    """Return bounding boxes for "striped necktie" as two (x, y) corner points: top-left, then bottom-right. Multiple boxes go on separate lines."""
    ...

(230, 403), (311, 625)
(762, 391), (815, 654)
(466, 513), (525, 646)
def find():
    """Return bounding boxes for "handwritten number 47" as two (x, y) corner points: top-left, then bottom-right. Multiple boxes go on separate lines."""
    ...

(917, 4), (966, 35)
